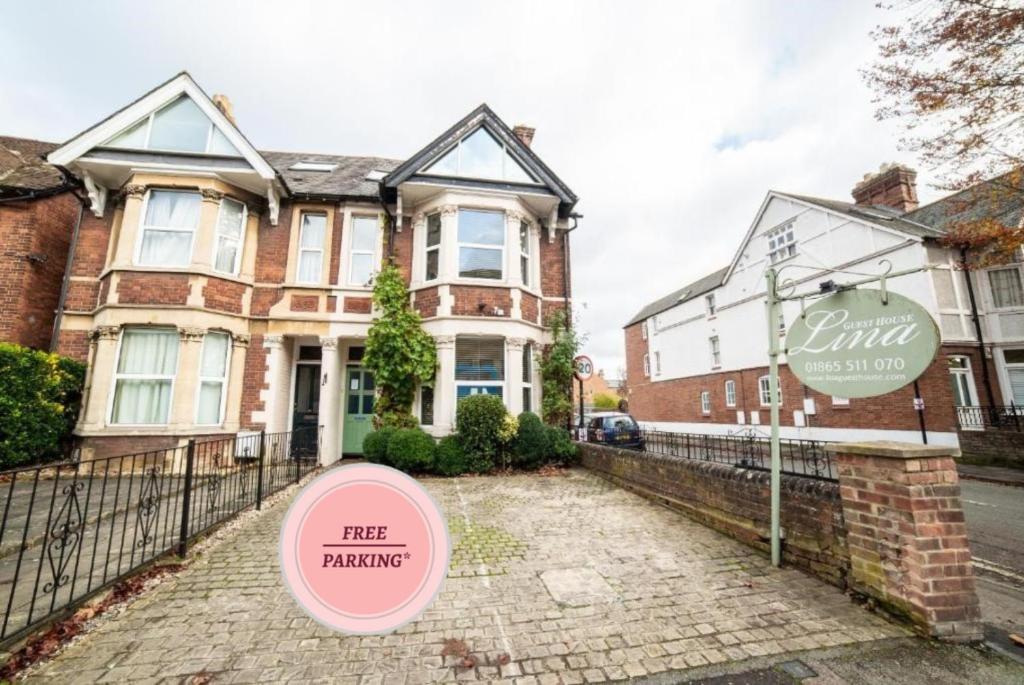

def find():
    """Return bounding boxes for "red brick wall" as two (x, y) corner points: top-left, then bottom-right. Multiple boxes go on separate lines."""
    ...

(413, 286), (439, 318)
(64, 280), (100, 313)
(55, 329), (90, 363)
(451, 285), (512, 317)
(69, 210), (111, 278)
(290, 294), (319, 312)
(329, 211), (343, 286)
(0, 193), (80, 349)
(251, 286), (283, 316)
(521, 291), (539, 324)
(116, 272), (190, 305)
(391, 216), (414, 283)
(241, 334), (266, 429)
(540, 232), (568, 299)
(202, 277), (247, 314)
(343, 296), (371, 314)
(255, 205), (292, 283)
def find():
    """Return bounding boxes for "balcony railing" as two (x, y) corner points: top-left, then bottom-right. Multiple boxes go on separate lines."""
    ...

(955, 405), (1024, 431)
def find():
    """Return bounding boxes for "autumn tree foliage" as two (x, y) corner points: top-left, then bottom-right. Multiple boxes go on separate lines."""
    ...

(865, 1), (1024, 267)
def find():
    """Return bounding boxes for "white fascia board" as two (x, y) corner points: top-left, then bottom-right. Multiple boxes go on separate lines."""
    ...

(47, 73), (276, 181)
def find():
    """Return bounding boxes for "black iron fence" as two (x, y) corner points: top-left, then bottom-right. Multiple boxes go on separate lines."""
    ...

(0, 427), (319, 648)
(955, 405), (1024, 432)
(640, 429), (836, 481)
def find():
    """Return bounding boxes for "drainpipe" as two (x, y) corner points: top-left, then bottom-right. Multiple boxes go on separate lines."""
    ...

(377, 181), (396, 262)
(961, 246), (997, 410)
(50, 191), (88, 352)
(559, 213), (581, 432)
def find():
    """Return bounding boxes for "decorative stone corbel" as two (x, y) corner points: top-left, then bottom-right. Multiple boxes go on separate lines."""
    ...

(263, 334), (284, 349)
(267, 185), (280, 226)
(90, 325), (120, 343)
(506, 337), (527, 351)
(200, 188), (225, 203)
(440, 205), (458, 218)
(232, 333), (251, 349)
(319, 336), (339, 351)
(434, 335), (456, 349)
(179, 326), (206, 343)
(507, 208), (526, 223)
(81, 171), (108, 218)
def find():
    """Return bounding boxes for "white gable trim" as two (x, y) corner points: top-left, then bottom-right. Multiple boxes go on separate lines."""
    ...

(723, 191), (925, 282)
(47, 73), (275, 180)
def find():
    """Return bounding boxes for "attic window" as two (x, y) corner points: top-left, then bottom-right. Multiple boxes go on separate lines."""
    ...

(104, 95), (241, 157)
(424, 127), (537, 183)
(364, 169), (387, 181)
(289, 161), (338, 172)
(767, 223), (797, 264)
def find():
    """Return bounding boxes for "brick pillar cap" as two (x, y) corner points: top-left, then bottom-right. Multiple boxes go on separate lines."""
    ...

(825, 440), (960, 459)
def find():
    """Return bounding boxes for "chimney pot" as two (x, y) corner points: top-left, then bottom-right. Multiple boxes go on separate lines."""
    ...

(212, 94), (236, 126)
(512, 124), (535, 148)
(852, 162), (919, 213)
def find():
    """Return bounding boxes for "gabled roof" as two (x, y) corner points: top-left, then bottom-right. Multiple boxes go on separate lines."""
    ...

(264, 151), (401, 200)
(903, 171), (1024, 233)
(625, 266), (728, 327)
(384, 104), (578, 215)
(0, 137), (68, 195)
(777, 193), (944, 239)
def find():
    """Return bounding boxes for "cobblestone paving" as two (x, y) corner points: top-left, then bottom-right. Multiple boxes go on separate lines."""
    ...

(24, 469), (905, 683)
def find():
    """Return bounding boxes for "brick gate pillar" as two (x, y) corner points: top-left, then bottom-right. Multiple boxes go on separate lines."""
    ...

(827, 441), (983, 642)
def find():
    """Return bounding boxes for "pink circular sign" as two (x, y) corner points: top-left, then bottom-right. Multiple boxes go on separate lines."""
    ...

(279, 464), (450, 634)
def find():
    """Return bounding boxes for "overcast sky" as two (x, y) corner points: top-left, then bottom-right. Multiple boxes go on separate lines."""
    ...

(1, 1), (937, 375)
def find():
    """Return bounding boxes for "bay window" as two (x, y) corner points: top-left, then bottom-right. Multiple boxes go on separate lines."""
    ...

(349, 216), (379, 286)
(455, 336), (505, 400)
(297, 212), (326, 284)
(137, 190), (201, 267)
(425, 213), (441, 281)
(458, 209), (504, 280)
(522, 343), (533, 412)
(213, 198), (246, 274)
(519, 221), (531, 287)
(110, 328), (179, 425)
(196, 332), (230, 425)
(989, 268), (1024, 308)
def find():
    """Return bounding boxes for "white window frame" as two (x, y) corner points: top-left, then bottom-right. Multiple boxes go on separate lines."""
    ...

(705, 293), (716, 317)
(457, 208), (505, 282)
(988, 266), (1024, 309)
(107, 327), (180, 426)
(654, 351), (661, 375)
(296, 211), (327, 285)
(759, 375), (782, 406)
(831, 396), (850, 407)
(424, 127), (539, 183)
(519, 221), (532, 288)
(211, 197), (247, 276)
(767, 223), (797, 264)
(348, 214), (380, 287)
(134, 189), (200, 267)
(454, 336), (507, 405)
(641, 321), (648, 340)
(108, 96), (237, 156)
(709, 336), (721, 368)
(643, 353), (650, 377)
(195, 331), (231, 426)
(725, 380), (736, 407)
(701, 391), (711, 415)
(424, 212), (441, 282)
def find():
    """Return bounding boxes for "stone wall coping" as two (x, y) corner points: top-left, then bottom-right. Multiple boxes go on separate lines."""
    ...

(825, 440), (961, 459)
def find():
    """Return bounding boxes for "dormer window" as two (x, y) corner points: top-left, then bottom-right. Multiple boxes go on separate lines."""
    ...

(105, 95), (241, 156)
(425, 128), (537, 183)
(767, 223), (796, 264)
(290, 161), (338, 172)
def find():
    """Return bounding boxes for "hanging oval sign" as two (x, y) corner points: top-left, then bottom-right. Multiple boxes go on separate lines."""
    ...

(784, 289), (939, 399)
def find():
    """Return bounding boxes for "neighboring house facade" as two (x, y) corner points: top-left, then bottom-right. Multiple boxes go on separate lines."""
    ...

(624, 164), (1024, 447)
(44, 72), (578, 461)
(0, 137), (82, 350)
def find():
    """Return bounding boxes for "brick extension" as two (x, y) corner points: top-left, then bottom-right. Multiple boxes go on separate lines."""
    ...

(830, 441), (983, 642)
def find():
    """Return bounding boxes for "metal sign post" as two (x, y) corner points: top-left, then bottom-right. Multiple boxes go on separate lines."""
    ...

(574, 355), (594, 440)
(765, 269), (783, 568)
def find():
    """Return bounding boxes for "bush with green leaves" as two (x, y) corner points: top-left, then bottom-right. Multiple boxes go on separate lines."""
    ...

(545, 425), (578, 465)
(512, 412), (548, 470)
(0, 343), (85, 468)
(538, 310), (582, 428)
(454, 394), (507, 471)
(434, 435), (472, 476)
(592, 392), (619, 410)
(362, 426), (397, 465)
(386, 428), (436, 473)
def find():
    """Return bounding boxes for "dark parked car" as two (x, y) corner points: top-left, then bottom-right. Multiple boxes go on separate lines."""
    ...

(585, 412), (644, 450)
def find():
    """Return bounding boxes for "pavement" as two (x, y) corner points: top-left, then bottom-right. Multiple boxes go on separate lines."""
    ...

(957, 463), (1024, 488)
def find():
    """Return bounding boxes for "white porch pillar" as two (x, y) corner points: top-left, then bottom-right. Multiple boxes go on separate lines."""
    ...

(262, 335), (287, 433)
(434, 335), (456, 433)
(507, 337), (526, 416)
(319, 337), (342, 465)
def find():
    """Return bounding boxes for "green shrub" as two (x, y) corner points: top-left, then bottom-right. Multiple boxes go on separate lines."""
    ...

(0, 343), (85, 469)
(455, 394), (507, 472)
(512, 412), (548, 470)
(378, 412), (419, 430)
(434, 435), (472, 476)
(386, 428), (435, 473)
(363, 426), (397, 465)
(592, 392), (619, 410)
(545, 426), (578, 465)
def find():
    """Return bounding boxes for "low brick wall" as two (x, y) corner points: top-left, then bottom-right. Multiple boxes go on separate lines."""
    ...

(579, 443), (850, 588)
(957, 429), (1024, 469)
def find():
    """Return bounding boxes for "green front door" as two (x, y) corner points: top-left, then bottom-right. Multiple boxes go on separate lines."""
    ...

(342, 367), (375, 455)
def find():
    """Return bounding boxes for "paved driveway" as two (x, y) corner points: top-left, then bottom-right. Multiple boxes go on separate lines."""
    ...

(24, 469), (904, 683)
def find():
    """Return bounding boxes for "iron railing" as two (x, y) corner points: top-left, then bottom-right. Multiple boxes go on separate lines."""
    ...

(0, 427), (320, 647)
(955, 405), (1024, 432)
(640, 429), (836, 481)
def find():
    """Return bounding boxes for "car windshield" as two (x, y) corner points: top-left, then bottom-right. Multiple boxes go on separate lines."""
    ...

(603, 416), (637, 431)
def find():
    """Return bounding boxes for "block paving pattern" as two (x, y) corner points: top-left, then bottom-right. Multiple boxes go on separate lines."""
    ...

(24, 469), (905, 683)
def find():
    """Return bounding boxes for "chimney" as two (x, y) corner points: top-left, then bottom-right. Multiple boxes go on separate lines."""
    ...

(852, 163), (919, 213)
(512, 124), (535, 148)
(212, 94), (236, 126)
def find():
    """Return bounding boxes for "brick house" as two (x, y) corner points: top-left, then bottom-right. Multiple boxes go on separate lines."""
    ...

(42, 72), (578, 460)
(0, 136), (82, 350)
(624, 164), (1024, 448)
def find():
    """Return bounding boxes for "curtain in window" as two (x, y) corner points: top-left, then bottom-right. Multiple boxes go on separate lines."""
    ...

(197, 333), (229, 424)
(139, 191), (200, 266)
(1009, 368), (1024, 405)
(349, 217), (378, 285)
(989, 269), (1024, 308)
(297, 213), (326, 283)
(111, 329), (179, 424)
(214, 199), (244, 273)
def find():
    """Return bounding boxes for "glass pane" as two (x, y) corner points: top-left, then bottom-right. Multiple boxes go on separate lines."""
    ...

(519, 223), (530, 252)
(459, 247), (502, 279)
(522, 387), (531, 413)
(347, 394), (360, 414)
(456, 385), (503, 400)
(348, 346), (365, 361)
(106, 118), (148, 148)
(363, 372), (375, 391)
(214, 237), (239, 273)
(139, 229), (193, 266)
(458, 128), (504, 179)
(352, 216), (378, 251)
(520, 256), (529, 286)
(145, 190), (201, 229)
(504, 149), (534, 183)
(208, 127), (241, 156)
(112, 379), (172, 424)
(349, 253), (374, 286)
(118, 329), (179, 375)
(1010, 368), (1024, 404)
(299, 346), (323, 361)
(522, 344), (531, 382)
(990, 269), (1024, 308)
(455, 337), (505, 381)
(196, 381), (223, 424)
(148, 96), (210, 152)
(427, 214), (441, 247)
(425, 146), (458, 175)
(217, 199), (245, 238)
(1005, 349), (1024, 364)
(300, 213), (327, 248)
(200, 332), (229, 377)
(426, 249), (439, 280)
(421, 386), (434, 425)
(458, 209), (505, 245)
(298, 250), (322, 283)
(362, 394), (374, 414)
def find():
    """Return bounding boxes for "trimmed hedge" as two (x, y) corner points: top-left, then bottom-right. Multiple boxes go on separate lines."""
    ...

(363, 426), (397, 465)
(0, 343), (85, 469)
(512, 412), (548, 470)
(386, 428), (436, 473)
(434, 435), (471, 476)
(546, 426), (579, 465)
(455, 394), (507, 471)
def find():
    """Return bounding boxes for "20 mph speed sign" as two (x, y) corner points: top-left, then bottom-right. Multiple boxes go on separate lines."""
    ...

(574, 355), (594, 381)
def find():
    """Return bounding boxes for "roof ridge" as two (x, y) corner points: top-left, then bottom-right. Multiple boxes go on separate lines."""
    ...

(260, 148), (403, 164)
